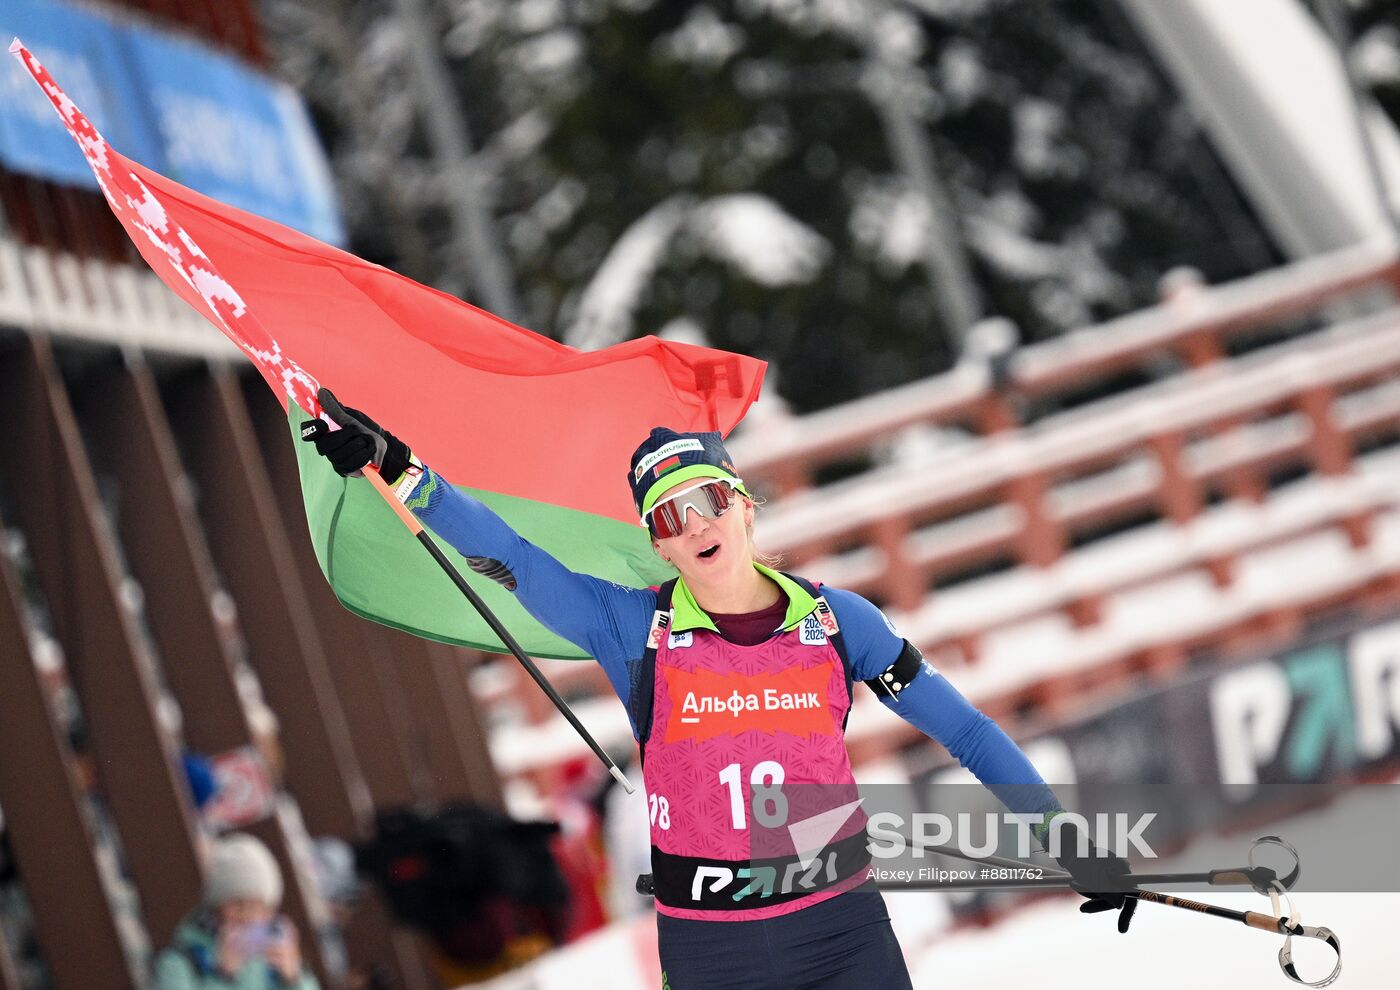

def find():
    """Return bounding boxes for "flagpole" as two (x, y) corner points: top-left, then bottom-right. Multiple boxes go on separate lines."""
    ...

(361, 467), (637, 794)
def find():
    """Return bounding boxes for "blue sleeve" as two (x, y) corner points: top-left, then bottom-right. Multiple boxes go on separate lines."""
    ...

(409, 467), (655, 708)
(825, 587), (1062, 818)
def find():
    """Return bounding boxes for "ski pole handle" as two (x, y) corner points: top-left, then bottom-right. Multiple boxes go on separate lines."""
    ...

(1277, 923), (1342, 988)
(1134, 891), (1341, 987)
(362, 464), (424, 534)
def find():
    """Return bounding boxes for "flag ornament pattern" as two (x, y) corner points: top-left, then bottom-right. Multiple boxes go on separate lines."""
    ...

(8, 40), (324, 421)
(11, 39), (767, 659)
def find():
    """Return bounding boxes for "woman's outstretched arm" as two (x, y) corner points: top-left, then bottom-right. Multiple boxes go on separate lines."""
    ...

(407, 465), (655, 707)
(825, 587), (1062, 819)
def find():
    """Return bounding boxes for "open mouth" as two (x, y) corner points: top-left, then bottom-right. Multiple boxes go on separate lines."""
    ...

(698, 544), (720, 560)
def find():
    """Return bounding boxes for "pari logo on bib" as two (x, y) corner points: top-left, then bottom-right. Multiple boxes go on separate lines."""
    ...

(661, 665), (835, 743)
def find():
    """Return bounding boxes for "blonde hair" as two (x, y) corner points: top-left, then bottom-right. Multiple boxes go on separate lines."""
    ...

(744, 492), (785, 570)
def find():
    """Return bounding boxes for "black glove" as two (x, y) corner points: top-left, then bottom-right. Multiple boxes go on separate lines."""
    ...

(1052, 820), (1137, 933)
(300, 386), (411, 482)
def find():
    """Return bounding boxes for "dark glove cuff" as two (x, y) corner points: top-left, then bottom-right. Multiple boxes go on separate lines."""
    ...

(379, 431), (411, 485)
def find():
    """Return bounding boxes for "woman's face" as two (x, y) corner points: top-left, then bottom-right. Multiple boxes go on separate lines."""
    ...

(650, 477), (755, 586)
(216, 897), (273, 929)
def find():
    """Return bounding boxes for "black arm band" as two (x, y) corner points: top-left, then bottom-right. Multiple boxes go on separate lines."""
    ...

(863, 639), (926, 700)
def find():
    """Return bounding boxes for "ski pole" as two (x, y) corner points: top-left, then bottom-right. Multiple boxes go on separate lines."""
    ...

(885, 875), (1341, 985)
(887, 835), (1339, 986)
(908, 832), (1297, 893)
(885, 873), (1340, 986)
(1128, 835), (1302, 893)
(307, 400), (636, 795)
(902, 838), (1070, 878)
(1132, 889), (1341, 988)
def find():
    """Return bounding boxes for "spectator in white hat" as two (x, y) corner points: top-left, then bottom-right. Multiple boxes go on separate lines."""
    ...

(153, 833), (318, 989)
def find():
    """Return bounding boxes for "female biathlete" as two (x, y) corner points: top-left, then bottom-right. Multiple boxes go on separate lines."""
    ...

(304, 398), (1134, 989)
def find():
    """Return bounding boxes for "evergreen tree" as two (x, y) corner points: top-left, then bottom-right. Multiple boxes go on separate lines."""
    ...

(263, 0), (1287, 413)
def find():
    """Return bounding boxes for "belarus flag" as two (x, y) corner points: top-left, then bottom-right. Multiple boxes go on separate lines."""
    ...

(11, 40), (765, 659)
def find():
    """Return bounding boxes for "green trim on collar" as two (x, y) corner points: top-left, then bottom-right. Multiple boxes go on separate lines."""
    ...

(668, 563), (821, 633)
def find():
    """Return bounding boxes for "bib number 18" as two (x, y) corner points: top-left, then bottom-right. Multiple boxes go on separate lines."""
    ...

(718, 760), (787, 829)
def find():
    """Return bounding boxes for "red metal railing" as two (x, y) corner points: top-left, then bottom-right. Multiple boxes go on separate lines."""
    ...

(733, 241), (1400, 493)
(757, 306), (1400, 610)
(499, 242), (1400, 772)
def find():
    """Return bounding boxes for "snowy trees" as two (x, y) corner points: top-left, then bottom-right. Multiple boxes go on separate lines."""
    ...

(262, 0), (1295, 412)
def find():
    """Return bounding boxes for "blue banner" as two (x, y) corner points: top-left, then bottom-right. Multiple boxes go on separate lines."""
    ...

(118, 25), (345, 245)
(0, 0), (164, 187)
(1, 0), (344, 244)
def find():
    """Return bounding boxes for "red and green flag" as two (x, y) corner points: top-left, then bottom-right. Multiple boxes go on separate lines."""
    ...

(13, 41), (766, 659)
